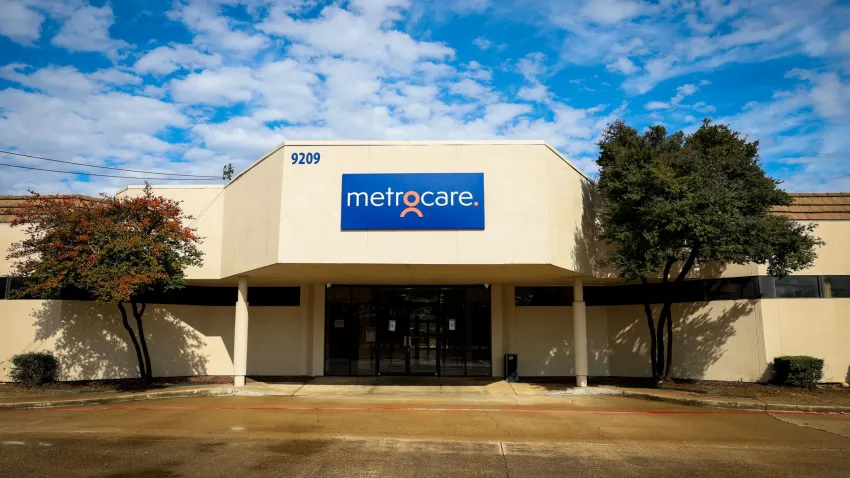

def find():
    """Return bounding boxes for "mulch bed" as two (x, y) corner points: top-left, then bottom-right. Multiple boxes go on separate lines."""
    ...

(523, 376), (850, 406)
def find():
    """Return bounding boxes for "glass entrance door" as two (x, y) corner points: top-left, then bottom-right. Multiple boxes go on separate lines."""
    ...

(325, 286), (492, 377)
(406, 289), (439, 375)
(377, 288), (439, 376)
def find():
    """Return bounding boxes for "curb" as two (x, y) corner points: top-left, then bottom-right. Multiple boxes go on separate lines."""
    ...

(619, 390), (850, 413)
(3, 386), (850, 414)
(0, 387), (235, 411)
(547, 387), (850, 413)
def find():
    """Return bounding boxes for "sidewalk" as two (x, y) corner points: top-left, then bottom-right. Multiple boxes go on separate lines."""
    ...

(2, 377), (849, 413)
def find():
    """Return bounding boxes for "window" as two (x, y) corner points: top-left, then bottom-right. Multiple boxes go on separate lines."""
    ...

(148, 286), (300, 306)
(515, 286), (572, 306)
(704, 278), (760, 301)
(773, 276), (820, 298)
(823, 276), (850, 298)
(0, 276), (7, 300)
(248, 287), (300, 306)
(517, 277), (763, 306)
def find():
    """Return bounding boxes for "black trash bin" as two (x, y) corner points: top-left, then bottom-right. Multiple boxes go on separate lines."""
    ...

(504, 353), (518, 383)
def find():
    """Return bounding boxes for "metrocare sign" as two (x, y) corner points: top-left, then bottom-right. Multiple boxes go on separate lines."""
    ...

(341, 173), (485, 230)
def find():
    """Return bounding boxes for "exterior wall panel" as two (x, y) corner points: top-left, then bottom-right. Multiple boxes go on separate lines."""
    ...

(760, 298), (850, 382)
(221, 147), (285, 278)
(0, 300), (301, 381)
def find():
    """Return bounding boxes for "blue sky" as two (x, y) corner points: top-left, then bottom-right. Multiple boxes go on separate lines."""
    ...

(0, 0), (849, 195)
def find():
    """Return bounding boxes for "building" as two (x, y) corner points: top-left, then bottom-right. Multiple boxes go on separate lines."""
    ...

(1, 141), (849, 385)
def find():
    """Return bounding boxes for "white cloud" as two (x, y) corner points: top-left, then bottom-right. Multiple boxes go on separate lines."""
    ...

(716, 70), (850, 192)
(473, 36), (492, 50)
(0, 65), (193, 195)
(169, 0), (270, 54)
(579, 0), (647, 25)
(644, 101), (669, 110)
(0, 0), (46, 45)
(51, 5), (130, 57)
(261, 4), (453, 73)
(0, 0), (634, 193)
(607, 57), (639, 75)
(170, 67), (257, 106)
(517, 52), (547, 81)
(517, 84), (548, 102)
(134, 45), (223, 76)
(671, 83), (698, 104)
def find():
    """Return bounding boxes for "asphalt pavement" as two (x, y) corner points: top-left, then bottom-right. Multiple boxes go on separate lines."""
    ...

(1, 394), (849, 477)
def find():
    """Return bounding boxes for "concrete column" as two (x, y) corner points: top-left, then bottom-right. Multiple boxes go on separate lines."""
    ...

(502, 285), (516, 354)
(309, 284), (326, 377)
(490, 284), (504, 378)
(572, 276), (588, 387)
(233, 276), (249, 387)
(298, 286), (312, 375)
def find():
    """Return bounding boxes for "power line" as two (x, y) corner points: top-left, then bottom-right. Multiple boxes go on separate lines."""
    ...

(0, 149), (221, 179)
(0, 162), (221, 181)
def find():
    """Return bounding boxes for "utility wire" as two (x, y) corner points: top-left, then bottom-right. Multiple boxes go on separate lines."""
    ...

(0, 162), (220, 181)
(0, 149), (221, 179)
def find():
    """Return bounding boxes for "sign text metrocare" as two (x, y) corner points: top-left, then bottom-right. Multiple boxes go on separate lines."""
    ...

(341, 173), (485, 230)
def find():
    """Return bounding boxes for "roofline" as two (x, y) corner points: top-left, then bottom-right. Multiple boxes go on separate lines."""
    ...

(228, 139), (591, 185)
(114, 184), (224, 196)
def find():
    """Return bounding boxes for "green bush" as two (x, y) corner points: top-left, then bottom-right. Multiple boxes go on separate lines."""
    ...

(773, 356), (824, 388)
(10, 352), (59, 388)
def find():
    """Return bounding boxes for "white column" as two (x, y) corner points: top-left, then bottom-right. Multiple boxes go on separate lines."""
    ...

(572, 276), (588, 387)
(298, 286), (312, 375)
(233, 276), (249, 387)
(490, 285), (504, 378)
(309, 284), (325, 377)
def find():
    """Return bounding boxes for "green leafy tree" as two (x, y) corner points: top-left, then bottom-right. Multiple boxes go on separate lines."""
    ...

(7, 184), (203, 380)
(596, 119), (823, 384)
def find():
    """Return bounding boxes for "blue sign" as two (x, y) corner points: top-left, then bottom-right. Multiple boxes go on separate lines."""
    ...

(341, 173), (485, 230)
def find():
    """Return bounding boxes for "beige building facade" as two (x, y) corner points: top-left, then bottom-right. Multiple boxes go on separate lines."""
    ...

(1, 141), (849, 385)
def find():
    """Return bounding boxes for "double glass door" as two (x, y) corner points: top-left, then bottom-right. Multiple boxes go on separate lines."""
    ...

(324, 286), (492, 377)
(376, 289), (440, 375)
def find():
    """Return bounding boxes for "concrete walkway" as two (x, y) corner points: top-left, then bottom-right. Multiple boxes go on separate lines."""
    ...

(2, 377), (850, 413)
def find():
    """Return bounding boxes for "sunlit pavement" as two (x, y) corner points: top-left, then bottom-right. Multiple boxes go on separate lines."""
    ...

(1, 394), (849, 477)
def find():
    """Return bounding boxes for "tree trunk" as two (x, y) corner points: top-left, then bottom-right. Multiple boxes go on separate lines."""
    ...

(664, 304), (674, 379)
(658, 244), (700, 382)
(118, 302), (146, 379)
(131, 302), (152, 381)
(655, 310), (666, 382)
(641, 278), (660, 383)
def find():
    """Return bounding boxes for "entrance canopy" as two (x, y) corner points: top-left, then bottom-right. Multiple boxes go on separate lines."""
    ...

(211, 263), (581, 286)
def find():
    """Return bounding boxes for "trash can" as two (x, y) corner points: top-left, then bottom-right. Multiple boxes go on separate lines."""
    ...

(504, 353), (518, 383)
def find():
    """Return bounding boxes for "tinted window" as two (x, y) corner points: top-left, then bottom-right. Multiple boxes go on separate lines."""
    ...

(0, 277), (7, 300)
(248, 287), (300, 306)
(774, 276), (820, 298)
(515, 286), (572, 306)
(705, 278), (760, 301)
(823, 276), (850, 298)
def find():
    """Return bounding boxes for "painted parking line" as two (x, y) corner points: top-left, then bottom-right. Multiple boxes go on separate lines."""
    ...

(2, 405), (848, 416)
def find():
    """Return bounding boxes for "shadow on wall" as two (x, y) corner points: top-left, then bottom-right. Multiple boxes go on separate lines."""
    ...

(572, 180), (603, 278)
(607, 300), (757, 380)
(32, 301), (209, 380)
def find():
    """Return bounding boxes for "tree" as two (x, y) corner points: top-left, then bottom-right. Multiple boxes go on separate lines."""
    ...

(596, 119), (823, 384)
(7, 184), (203, 380)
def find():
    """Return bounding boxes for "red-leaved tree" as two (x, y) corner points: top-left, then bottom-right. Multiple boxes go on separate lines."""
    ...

(7, 184), (203, 380)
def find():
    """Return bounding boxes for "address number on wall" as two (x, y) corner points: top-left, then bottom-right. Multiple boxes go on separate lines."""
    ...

(291, 152), (321, 165)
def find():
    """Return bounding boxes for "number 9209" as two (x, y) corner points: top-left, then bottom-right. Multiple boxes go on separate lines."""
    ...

(291, 152), (321, 165)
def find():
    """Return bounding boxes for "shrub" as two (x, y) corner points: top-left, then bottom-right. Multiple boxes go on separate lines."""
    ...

(9, 352), (59, 388)
(773, 356), (824, 388)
